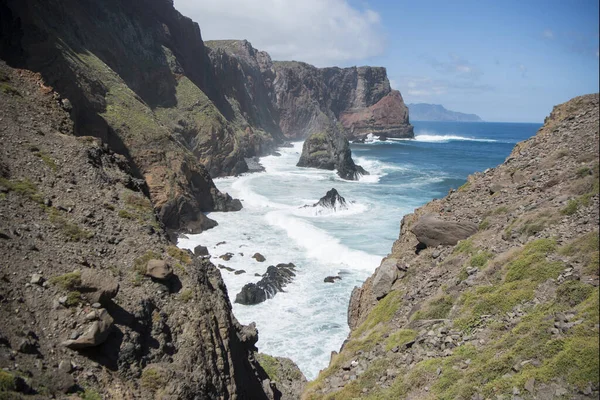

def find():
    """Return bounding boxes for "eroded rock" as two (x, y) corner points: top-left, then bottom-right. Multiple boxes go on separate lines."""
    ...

(411, 214), (477, 247)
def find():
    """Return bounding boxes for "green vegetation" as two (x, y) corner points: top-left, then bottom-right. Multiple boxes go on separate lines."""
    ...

(352, 290), (402, 338)
(478, 218), (490, 231)
(557, 281), (594, 306)
(0, 177), (42, 203)
(256, 353), (280, 381)
(49, 271), (82, 290)
(65, 291), (82, 307)
(116, 191), (159, 228)
(493, 205), (510, 214)
(0, 82), (20, 96)
(453, 238), (475, 255)
(576, 166), (591, 178)
(384, 329), (417, 351)
(167, 246), (192, 265)
(506, 210), (559, 237)
(47, 208), (94, 241)
(470, 250), (493, 268)
(559, 230), (599, 275)
(141, 367), (165, 392)
(412, 295), (454, 321)
(118, 209), (134, 219)
(457, 181), (471, 191)
(80, 389), (102, 400)
(561, 199), (579, 215)
(0, 370), (16, 392)
(179, 288), (193, 302)
(133, 250), (161, 274)
(34, 151), (58, 171)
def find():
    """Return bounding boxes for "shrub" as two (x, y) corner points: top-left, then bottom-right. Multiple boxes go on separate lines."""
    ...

(49, 271), (81, 290)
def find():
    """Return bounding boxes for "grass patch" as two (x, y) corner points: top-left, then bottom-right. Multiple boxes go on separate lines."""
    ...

(470, 250), (493, 268)
(576, 166), (591, 178)
(179, 289), (193, 302)
(453, 238), (475, 255)
(167, 246), (192, 265)
(65, 291), (81, 307)
(47, 208), (94, 241)
(352, 290), (402, 338)
(118, 209), (134, 219)
(256, 353), (280, 381)
(140, 367), (166, 392)
(80, 389), (102, 400)
(412, 295), (454, 320)
(557, 281), (595, 307)
(0, 370), (16, 392)
(478, 219), (490, 231)
(384, 329), (417, 351)
(0, 177), (42, 203)
(561, 199), (579, 215)
(0, 82), (20, 96)
(34, 151), (58, 171)
(49, 271), (81, 290)
(458, 181), (471, 192)
(511, 210), (559, 237)
(559, 230), (599, 275)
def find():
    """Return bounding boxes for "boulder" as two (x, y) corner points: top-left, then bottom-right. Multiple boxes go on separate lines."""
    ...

(193, 245), (209, 257)
(220, 253), (234, 261)
(372, 258), (400, 300)
(61, 309), (113, 349)
(306, 188), (348, 211)
(410, 214), (478, 248)
(235, 263), (296, 305)
(146, 259), (173, 280)
(252, 252), (266, 262)
(324, 276), (342, 283)
(79, 269), (119, 305)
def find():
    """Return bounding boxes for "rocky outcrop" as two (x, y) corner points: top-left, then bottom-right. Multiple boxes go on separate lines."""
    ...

(305, 94), (600, 399)
(410, 214), (478, 248)
(0, 0), (243, 234)
(297, 126), (368, 180)
(235, 264), (297, 305)
(308, 188), (348, 211)
(0, 62), (276, 399)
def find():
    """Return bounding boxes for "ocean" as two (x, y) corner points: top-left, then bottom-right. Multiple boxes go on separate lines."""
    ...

(177, 121), (541, 379)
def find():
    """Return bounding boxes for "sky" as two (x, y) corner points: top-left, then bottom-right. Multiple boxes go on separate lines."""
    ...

(175, 0), (599, 122)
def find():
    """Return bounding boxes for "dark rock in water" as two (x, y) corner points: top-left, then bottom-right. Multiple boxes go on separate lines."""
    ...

(194, 245), (209, 256)
(379, 135), (388, 141)
(220, 253), (234, 261)
(272, 151), (282, 157)
(244, 157), (265, 172)
(216, 241), (227, 246)
(280, 142), (294, 148)
(252, 252), (266, 262)
(297, 125), (368, 181)
(235, 263), (296, 305)
(234, 270), (246, 275)
(410, 214), (478, 248)
(352, 137), (366, 143)
(305, 188), (348, 211)
(324, 276), (342, 283)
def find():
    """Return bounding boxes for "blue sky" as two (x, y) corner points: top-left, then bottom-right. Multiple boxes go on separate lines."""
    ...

(177, 0), (599, 122)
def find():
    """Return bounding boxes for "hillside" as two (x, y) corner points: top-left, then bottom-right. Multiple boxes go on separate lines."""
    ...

(408, 103), (483, 122)
(304, 94), (599, 399)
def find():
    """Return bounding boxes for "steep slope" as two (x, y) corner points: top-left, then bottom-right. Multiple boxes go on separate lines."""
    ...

(408, 103), (483, 122)
(0, 62), (281, 399)
(304, 94), (599, 399)
(0, 0), (245, 234)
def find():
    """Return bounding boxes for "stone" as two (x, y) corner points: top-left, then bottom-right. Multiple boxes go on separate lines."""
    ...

(411, 214), (478, 247)
(524, 377), (535, 393)
(220, 253), (234, 261)
(58, 359), (73, 373)
(30, 274), (44, 285)
(306, 188), (348, 212)
(18, 337), (38, 354)
(252, 253), (266, 262)
(79, 269), (119, 305)
(145, 259), (173, 280)
(324, 276), (342, 283)
(193, 245), (209, 256)
(61, 308), (114, 349)
(372, 258), (399, 299)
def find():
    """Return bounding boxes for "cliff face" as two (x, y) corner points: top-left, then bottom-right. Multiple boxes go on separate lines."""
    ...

(273, 62), (414, 140)
(304, 94), (600, 399)
(0, 62), (276, 399)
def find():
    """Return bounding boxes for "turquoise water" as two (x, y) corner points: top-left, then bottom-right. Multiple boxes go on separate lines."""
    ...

(178, 121), (541, 379)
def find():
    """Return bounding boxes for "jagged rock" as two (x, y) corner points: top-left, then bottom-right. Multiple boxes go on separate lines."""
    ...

(30, 274), (44, 285)
(297, 125), (368, 180)
(220, 253), (234, 261)
(145, 260), (173, 280)
(193, 245), (209, 256)
(307, 188), (348, 211)
(235, 263), (296, 305)
(324, 276), (342, 283)
(79, 269), (119, 305)
(252, 253), (266, 262)
(410, 214), (478, 247)
(372, 258), (400, 300)
(61, 309), (113, 349)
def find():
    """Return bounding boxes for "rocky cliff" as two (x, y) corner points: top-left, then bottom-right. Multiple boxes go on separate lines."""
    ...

(0, 62), (283, 399)
(303, 94), (599, 399)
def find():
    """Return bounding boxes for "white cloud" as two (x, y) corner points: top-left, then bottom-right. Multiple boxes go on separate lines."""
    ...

(174, 0), (385, 67)
(543, 29), (554, 39)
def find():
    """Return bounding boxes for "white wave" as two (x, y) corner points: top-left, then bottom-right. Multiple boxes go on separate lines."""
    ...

(412, 134), (498, 143)
(265, 210), (381, 270)
(231, 175), (290, 209)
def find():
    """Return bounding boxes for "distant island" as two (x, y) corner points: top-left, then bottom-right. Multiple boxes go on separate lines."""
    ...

(408, 103), (483, 122)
